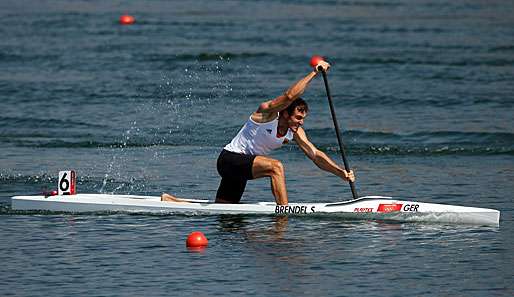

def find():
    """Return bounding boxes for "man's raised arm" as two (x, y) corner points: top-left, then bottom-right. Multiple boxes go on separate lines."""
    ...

(256, 61), (330, 116)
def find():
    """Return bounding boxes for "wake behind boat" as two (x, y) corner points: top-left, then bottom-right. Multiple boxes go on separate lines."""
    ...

(11, 193), (500, 226)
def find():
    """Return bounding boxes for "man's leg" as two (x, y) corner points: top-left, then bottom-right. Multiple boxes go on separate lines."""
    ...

(252, 156), (288, 205)
(215, 177), (247, 203)
(161, 193), (188, 203)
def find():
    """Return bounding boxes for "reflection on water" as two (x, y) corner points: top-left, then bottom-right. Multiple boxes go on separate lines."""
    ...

(217, 214), (289, 241)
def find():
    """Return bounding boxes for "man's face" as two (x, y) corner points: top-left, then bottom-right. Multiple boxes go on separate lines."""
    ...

(286, 106), (307, 133)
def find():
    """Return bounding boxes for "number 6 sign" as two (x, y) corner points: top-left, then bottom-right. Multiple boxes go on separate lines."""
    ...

(58, 170), (76, 195)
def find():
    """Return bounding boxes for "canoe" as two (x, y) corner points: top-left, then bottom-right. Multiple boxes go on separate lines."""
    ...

(11, 194), (500, 226)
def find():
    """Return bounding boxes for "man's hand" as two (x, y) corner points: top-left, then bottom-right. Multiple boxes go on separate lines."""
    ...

(344, 169), (355, 183)
(315, 60), (331, 72)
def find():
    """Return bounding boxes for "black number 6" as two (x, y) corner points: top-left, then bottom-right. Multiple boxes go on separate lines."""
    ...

(60, 172), (70, 191)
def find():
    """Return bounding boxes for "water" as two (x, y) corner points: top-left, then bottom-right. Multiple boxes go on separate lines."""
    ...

(1, 0), (513, 296)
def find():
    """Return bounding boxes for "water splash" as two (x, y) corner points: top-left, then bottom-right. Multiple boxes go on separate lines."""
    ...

(99, 58), (236, 194)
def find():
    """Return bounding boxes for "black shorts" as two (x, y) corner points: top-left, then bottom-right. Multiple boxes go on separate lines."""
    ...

(215, 149), (256, 203)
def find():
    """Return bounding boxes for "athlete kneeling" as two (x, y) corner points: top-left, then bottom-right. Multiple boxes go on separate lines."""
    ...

(162, 60), (355, 205)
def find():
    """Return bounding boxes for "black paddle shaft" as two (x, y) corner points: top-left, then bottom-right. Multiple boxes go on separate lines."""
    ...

(320, 69), (359, 199)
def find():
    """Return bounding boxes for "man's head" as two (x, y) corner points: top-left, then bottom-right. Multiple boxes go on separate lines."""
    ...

(280, 98), (309, 133)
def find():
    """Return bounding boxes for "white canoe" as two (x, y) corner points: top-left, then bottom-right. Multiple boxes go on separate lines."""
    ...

(11, 194), (500, 226)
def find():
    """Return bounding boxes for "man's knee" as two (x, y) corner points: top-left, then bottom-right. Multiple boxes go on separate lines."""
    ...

(270, 160), (285, 177)
(252, 157), (285, 179)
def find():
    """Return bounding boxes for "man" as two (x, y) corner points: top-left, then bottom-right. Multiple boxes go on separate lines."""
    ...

(162, 60), (355, 205)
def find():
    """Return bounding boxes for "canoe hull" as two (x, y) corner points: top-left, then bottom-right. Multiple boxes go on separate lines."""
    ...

(11, 194), (500, 226)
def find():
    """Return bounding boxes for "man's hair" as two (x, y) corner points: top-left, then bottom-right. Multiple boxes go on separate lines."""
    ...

(285, 97), (309, 115)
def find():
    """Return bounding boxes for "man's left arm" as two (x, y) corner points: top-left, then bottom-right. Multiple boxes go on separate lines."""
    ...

(293, 128), (355, 182)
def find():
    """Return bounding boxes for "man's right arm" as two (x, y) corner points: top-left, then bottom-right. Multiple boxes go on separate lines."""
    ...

(294, 127), (355, 183)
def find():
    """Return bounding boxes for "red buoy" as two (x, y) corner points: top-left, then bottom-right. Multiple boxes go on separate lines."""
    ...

(119, 15), (135, 25)
(186, 231), (208, 248)
(310, 55), (325, 68)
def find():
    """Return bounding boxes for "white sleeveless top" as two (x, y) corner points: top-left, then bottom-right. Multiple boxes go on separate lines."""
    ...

(224, 116), (294, 156)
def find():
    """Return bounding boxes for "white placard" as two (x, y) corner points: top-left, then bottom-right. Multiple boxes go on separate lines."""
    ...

(58, 170), (76, 195)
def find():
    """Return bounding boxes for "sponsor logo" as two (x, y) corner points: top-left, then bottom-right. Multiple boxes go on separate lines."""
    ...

(266, 129), (272, 134)
(377, 203), (403, 213)
(354, 207), (373, 212)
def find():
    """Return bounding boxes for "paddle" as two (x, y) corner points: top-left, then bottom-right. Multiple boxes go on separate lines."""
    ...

(311, 56), (359, 199)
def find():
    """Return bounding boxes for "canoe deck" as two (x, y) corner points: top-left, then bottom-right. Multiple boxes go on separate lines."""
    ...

(11, 194), (500, 226)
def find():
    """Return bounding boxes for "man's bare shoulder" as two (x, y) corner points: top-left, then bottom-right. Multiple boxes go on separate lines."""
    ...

(251, 110), (278, 123)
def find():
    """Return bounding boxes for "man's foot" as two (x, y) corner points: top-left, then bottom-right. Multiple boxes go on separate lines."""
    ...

(161, 193), (188, 203)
